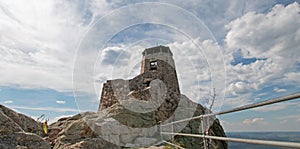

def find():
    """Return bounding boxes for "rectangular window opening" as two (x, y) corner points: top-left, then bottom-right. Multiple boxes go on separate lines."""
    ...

(150, 61), (158, 70)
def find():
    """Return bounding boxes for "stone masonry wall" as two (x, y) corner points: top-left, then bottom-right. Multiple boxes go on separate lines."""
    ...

(99, 81), (118, 111)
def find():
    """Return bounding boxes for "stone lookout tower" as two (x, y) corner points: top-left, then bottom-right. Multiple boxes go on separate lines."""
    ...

(98, 45), (180, 122)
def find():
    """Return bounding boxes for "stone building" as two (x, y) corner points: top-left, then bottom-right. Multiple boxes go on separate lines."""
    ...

(98, 45), (181, 122)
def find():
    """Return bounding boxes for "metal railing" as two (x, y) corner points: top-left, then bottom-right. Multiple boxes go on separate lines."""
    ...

(160, 92), (300, 149)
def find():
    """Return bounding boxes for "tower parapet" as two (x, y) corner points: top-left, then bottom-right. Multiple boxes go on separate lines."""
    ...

(141, 45), (175, 73)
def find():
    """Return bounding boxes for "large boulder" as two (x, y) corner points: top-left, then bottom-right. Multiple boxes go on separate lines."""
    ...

(0, 105), (50, 149)
(49, 112), (120, 149)
(0, 105), (44, 136)
(0, 132), (50, 149)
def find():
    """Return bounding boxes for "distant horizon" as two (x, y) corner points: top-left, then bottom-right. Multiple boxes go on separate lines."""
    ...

(226, 131), (300, 133)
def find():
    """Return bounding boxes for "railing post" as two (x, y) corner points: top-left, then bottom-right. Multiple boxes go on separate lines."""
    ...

(171, 121), (174, 147)
(201, 115), (207, 149)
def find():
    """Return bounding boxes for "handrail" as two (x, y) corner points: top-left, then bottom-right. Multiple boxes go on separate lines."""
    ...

(161, 132), (300, 148)
(162, 92), (300, 126)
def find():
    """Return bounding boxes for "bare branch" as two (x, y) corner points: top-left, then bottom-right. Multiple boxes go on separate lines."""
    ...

(209, 88), (216, 111)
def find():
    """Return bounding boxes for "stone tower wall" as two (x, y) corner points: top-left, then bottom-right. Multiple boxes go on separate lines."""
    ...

(98, 80), (118, 111)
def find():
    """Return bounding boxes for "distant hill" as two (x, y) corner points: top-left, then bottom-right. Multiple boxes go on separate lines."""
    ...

(227, 132), (300, 149)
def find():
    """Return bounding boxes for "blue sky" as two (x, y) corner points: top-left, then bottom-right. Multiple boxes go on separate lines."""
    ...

(0, 0), (300, 132)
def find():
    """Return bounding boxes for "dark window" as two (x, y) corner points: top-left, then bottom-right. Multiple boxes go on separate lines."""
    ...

(150, 61), (158, 70)
(145, 80), (151, 87)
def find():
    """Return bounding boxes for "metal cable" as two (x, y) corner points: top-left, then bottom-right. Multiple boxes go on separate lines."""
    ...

(162, 92), (300, 126)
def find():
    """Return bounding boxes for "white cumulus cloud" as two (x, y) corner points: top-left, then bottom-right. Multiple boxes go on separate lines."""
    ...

(223, 2), (300, 107)
(4, 100), (13, 104)
(243, 117), (266, 125)
(0, 0), (111, 92)
(56, 100), (66, 104)
(273, 87), (287, 93)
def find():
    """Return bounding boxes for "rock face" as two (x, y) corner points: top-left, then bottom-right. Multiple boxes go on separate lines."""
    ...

(46, 94), (227, 149)
(48, 112), (120, 149)
(0, 105), (50, 149)
(172, 98), (227, 149)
